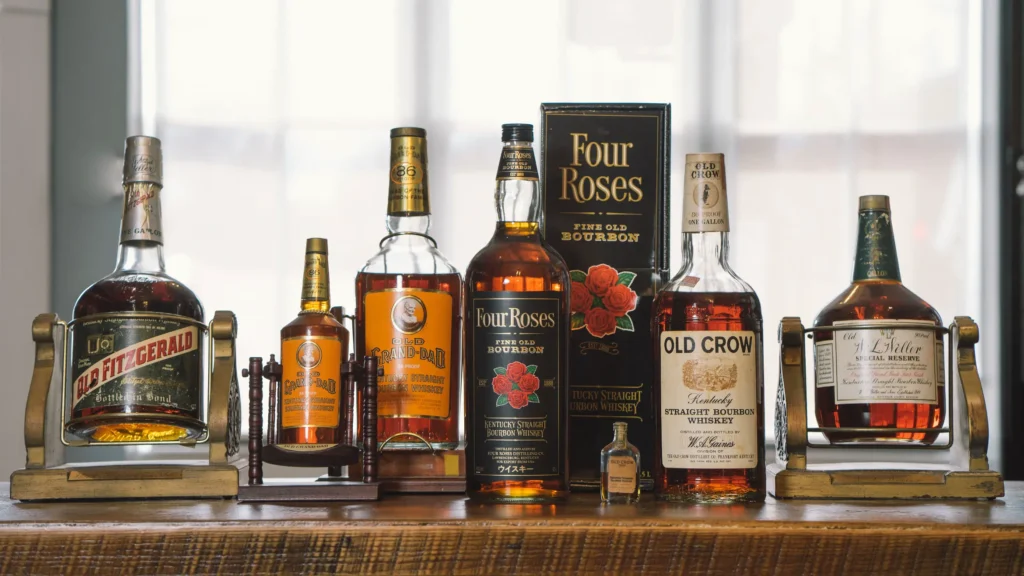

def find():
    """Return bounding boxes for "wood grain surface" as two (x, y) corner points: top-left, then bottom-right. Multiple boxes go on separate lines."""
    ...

(2, 482), (1023, 575)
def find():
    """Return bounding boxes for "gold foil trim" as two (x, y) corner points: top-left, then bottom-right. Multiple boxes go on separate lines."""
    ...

(683, 153), (729, 233)
(859, 195), (890, 212)
(388, 132), (430, 215)
(301, 252), (330, 301)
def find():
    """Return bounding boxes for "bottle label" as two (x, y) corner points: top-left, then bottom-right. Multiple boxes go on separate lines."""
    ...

(471, 292), (564, 479)
(815, 320), (943, 404)
(281, 336), (343, 428)
(496, 145), (539, 181)
(301, 252), (330, 302)
(682, 156), (729, 233)
(71, 314), (201, 415)
(607, 455), (637, 494)
(853, 210), (902, 281)
(388, 135), (429, 216)
(659, 330), (758, 469)
(364, 289), (453, 419)
(120, 183), (163, 243)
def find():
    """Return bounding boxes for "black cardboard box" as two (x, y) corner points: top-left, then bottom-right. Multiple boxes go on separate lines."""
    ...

(540, 103), (671, 490)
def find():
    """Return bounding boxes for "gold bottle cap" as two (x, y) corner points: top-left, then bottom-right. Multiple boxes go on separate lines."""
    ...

(859, 195), (891, 211)
(123, 135), (163, 186)
(305, 237), (328, 254)
(683, 153), (729, 233)
(388, 127), (430, 216)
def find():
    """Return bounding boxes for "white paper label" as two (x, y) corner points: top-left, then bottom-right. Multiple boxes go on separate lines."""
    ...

(815, 320), (943, 405)
(659, 330), (758, 469)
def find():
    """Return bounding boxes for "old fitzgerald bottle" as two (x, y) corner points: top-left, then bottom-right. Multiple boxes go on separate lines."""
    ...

(813, 195), (944, 444)
(466, 124), (570, 502)
(67, 136), (206, 443)
(356, 128), (463, 450)
(279, 238), (348, 448)
(652, 153), (765, 503)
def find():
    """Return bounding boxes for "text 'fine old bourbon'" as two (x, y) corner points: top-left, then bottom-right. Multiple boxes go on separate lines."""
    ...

(466, 124), (570, 502)
(356, 127), (463, 450)
(67, 136), (206, 443)
(813, 195), (944, 444)
(652, 153), (765, 503)
(541, 103), (671, 490)
(278, 238), (348, 449)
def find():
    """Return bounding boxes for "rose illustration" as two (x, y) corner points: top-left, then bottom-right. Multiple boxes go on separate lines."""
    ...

(585, 308), (618, 338)
(584, 264), (618, 297)
(518, 373), (540, 394)
(603, 284), (638, 317)
(570, 281), (593, 314)
(508, 389), (530, 409)
(492, 374), (513, 395)
(506, 361), (528, 383)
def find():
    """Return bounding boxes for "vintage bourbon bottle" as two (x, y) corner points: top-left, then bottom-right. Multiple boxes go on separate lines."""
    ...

(356, 127), (463, 450)
(813, 195), (944, 444)
(278, 238), (348, 448)
(652, 153), (765, 503)
(67, 136), (206, 443)
(466, 123), (570, 502)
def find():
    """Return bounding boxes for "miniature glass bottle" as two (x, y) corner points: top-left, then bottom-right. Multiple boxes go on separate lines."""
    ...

(601, 422), (641, 503)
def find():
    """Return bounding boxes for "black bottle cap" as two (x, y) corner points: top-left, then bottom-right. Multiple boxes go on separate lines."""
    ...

(501, 123), (534, 142)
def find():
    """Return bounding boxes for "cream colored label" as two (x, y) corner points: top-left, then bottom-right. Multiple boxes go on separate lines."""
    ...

(607, 455), (637, 494)
(659, 331), (758, 469)
(682, 158), (729, 232)
(120, 183), (163, 243)
(815, 320), (942, 405)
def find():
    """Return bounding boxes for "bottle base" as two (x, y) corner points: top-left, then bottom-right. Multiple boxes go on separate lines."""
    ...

(66, 413), (207, 443)
(656, 486), (765, 504)
(470, 486), (569, 504)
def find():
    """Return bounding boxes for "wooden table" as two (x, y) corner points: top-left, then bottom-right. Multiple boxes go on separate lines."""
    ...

(1, 482), (1023, 575)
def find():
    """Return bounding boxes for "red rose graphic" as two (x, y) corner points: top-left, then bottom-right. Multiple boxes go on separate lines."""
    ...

(518, 373), (540, 394)
(506, 361), (528, 383)
(508, 389), (530, 409)
(585, 264), (618, 297)
(585, 308), (618, 338)
(570, 281), (592, 314)
(603, 284), (638, 317)
(492, 375), (513, 395)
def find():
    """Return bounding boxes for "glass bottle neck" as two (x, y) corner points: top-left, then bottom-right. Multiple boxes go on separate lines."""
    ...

(612, 424), (628, 446)
(682, 231), (731, 272)
(114, 241), (166, 273)
(495, 140), (541, 236)
(852, 209), (902, 283)
(114, 182), (166, 274)
(386, 213), (431, 235)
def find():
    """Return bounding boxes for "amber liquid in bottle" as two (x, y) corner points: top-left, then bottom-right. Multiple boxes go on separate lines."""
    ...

(813, 196), (943, 444)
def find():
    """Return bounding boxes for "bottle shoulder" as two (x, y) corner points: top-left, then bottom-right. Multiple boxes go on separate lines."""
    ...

(814, 281), (942, 326)
(660, 264), (758, 297)
(281, 312), (347, 339)
(74, 270), (204, 321)
(466, 237), (570, 285)
(361, 234), (460, 275)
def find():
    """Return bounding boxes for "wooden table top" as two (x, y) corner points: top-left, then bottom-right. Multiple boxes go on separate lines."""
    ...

(2, 482), (1023, 575)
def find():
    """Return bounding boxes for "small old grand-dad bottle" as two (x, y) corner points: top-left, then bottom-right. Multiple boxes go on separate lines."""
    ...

(813, 195), (944, 444)
(68, 136), (206, 443)
(279, 238), (348, 448)
(466, 124), (570, 502)
(356, 128), (463, 450)
(652, 153), (765, 503)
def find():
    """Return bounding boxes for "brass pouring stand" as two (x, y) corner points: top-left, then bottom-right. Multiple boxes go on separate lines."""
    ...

(10, 311), (242, 501)
(768, 316), (1004, 500)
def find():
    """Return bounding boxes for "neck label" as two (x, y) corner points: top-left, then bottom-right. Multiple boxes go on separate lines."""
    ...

(302, 253), (330, 302)
(388, 135), (430, 216)
(853, 210), (902, 281)
(496, 145), (539, 181)
(682, 159), (729, 233)
(120, 183), (163, 243)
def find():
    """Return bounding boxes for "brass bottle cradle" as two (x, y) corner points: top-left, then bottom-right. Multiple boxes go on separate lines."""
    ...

(769, 315), (1004, 499)
(10, 311), (242, 501)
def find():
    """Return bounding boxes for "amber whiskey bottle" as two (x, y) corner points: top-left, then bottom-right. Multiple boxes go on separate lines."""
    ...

(466, 123), (570, 503)
(279, 238), (349, 448)
(813, 195), (944, 444)
(356, 127), (463, 450)
(652, 153), (765, 503)
(68, 136), (206, 443)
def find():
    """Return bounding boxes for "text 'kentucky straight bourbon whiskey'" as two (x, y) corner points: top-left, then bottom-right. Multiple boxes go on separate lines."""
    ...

(279, 238), (348, 448)
(466, 124), (570, 502)
(813, 195), (944, 444)
(356, 127), (463, 450)
(652, 154), (765, 503)
(67, 136), (206, 443)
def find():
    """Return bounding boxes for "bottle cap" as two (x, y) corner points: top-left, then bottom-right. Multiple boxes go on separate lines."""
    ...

(390, 127), (426, 138)
(502, 123), (534, 142)
(859, 195), (891, 211)
(123, 136), (163, 186)
(305, 237), (328, 254)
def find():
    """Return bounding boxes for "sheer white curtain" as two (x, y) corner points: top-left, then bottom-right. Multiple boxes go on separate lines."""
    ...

(134, 0), (993, 450)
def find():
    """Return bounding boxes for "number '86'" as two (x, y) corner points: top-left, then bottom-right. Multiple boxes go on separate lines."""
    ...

(390, 163), (423, 184)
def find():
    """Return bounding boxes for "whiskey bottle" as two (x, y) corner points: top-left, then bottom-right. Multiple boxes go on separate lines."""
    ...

(466, 123), (570, 502)
(356, 127), (463, 450)
(813, 195), (944, 444)
(67, 136), (206, 443)
(600, 422), (641, 504)
(279, 238), (348, 448)
(652, 153), (765, 503)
